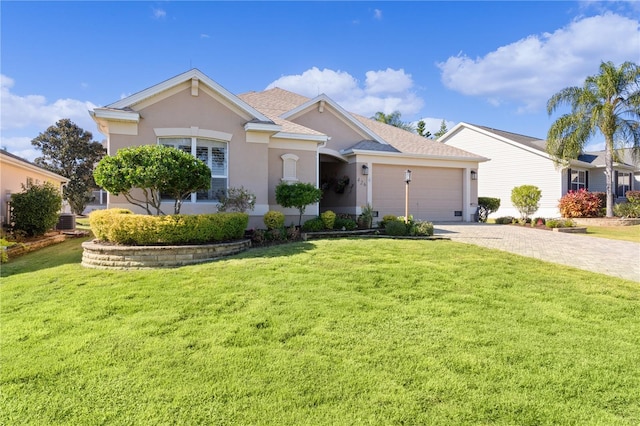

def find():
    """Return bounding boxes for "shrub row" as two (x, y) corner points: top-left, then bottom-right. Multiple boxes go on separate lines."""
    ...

(89, 209), (248, 245)
(382, 216), (434, 237)
(546, 219), (576, 229)
(301, 211), (357, 232)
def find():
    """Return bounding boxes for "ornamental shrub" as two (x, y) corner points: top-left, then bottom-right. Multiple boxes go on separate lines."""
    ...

(546, 219), (576, 229)
(88, 209), (248, 245)
(614, 202), (640, 218)
(10, 182), (62, 237)
(302, 217), (325, 232)
(320, 210), (336, 230)
(380, 214), (400, 229)
(558, 189), (603, 218)
(263, 211), (285, 230)
(357, 204), (374, 229)
(511, 185), (541, 220)
(334, 217), (357, 231)
(385, 220), (408, 236)
(413, 221), (434, 236)
(477, 197), (501, 222)
(494, 216), (515, 224)
(217, 186), (256, 213)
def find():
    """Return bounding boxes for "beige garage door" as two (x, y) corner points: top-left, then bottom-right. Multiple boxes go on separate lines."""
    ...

(372, 165), (463, 222)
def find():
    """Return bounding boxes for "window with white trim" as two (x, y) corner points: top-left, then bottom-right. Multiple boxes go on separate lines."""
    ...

(617, 172), (631, 197)
(160, 137), (228, 202)
(281, 154), (299, 182)
(570, 169), (587, 191)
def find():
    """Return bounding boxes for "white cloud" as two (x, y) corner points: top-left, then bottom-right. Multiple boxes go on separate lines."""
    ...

(373, 9), (382, 20)
(0, 136), (40, 161)
(438, 13), (640, 112)
(152, 8), (166, 20)
(365, 68), (413, 94)
(0, 75), (99, 161)
(1, 75), (98, 131)
(266, 67), (424, 117)
(200, 33), (210, 39)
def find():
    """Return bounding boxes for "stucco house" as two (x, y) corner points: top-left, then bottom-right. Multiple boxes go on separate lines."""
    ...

(90, 69), (486, 227)
(1, 149), (69, 225)
(440, 123), (639, 218)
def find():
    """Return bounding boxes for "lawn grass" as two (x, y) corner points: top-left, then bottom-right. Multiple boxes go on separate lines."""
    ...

(1, 237), (639, 425)
(586, 224), (640, 243)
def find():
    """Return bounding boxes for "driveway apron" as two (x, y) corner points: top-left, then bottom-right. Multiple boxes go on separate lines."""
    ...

(433, 223), (640, 282)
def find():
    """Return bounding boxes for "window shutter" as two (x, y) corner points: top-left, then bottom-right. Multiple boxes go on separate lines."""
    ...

(614, 171), (619, 197)
(567, 168), (572, 192)
(585, 171), (589, 190)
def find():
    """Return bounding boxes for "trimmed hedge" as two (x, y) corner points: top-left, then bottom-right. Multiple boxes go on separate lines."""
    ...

(302, 217), (325, 232)
(320, 210), (336, 230)
(89, 209), (248, 245)
(334, 217), (357, 231)
(263, 211), (285, 230)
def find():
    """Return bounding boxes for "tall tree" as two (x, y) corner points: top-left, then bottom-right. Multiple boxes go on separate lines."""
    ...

(546, 61), (640, 217)
(416, 120), (432, 138)
(434, 120), (449, 138)
(371, 111), (415, 132)
(31, 119), (106, 215)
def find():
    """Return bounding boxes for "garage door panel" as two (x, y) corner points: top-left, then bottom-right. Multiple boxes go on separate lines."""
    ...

(372, 165), (463, 222)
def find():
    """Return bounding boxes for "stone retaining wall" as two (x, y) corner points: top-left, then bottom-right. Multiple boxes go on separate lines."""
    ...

(571, 218), (640, 227)
(82, 239), (251, 270)
(5, 234), (67, 259)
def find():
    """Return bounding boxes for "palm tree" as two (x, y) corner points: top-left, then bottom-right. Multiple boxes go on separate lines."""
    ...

(372, 111), (416, 132)
(547, 61), (640, 217)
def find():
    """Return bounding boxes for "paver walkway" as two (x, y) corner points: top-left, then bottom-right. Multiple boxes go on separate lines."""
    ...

(433, 223), (640, 282)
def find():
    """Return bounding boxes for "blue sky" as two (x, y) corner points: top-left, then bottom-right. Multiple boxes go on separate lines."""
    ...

(1, 1), (639, 161)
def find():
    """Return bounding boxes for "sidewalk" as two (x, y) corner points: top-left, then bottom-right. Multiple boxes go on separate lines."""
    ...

(433, 223), (640, 282)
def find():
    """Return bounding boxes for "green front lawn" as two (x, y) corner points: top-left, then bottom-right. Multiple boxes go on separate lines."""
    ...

(586, 224), (640, 243)
(1, 238), (639, 425)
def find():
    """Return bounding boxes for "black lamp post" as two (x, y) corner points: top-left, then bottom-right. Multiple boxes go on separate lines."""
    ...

(404, 169), (412, 223)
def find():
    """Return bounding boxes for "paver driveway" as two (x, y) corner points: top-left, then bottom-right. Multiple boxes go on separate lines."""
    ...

(433, 223), (640, 282)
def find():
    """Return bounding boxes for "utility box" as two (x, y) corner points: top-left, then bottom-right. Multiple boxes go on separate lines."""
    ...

(56, 213), (76, 230)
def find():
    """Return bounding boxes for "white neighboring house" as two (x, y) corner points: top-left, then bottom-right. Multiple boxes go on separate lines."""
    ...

(440, 123), (638, 218)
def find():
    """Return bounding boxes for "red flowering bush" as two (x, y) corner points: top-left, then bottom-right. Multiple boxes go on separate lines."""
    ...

(558, 189), (604, 218)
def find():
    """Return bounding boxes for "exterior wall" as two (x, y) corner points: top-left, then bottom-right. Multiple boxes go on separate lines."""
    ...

(267, 145), (319, 226)
(291, 107), (367, 152)
(587, 168), (607, 193)
(372, 164), (464, 222)
(444, 127), (563, 218)
(102, 86), (323, 228)
(1, 153), (68, 224)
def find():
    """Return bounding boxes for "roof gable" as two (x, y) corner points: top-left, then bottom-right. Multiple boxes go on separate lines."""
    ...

(281, 94), (387, 145)
(105, 69), (273, 123)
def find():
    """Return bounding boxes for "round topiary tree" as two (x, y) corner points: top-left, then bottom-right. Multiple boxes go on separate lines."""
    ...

(94, 145), (211, 215)
(275, 182), (323, 226)
(511, 185), (542, 221)
(10, 182), (62, 237)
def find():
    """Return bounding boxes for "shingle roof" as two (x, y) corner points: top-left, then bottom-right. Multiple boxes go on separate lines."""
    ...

(583, 148), (639, 168)
(472, 124), (548, 152)
(238, 89), (325, 137)
(241, 88), (486, 160)
(354, 114), (484, 158)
